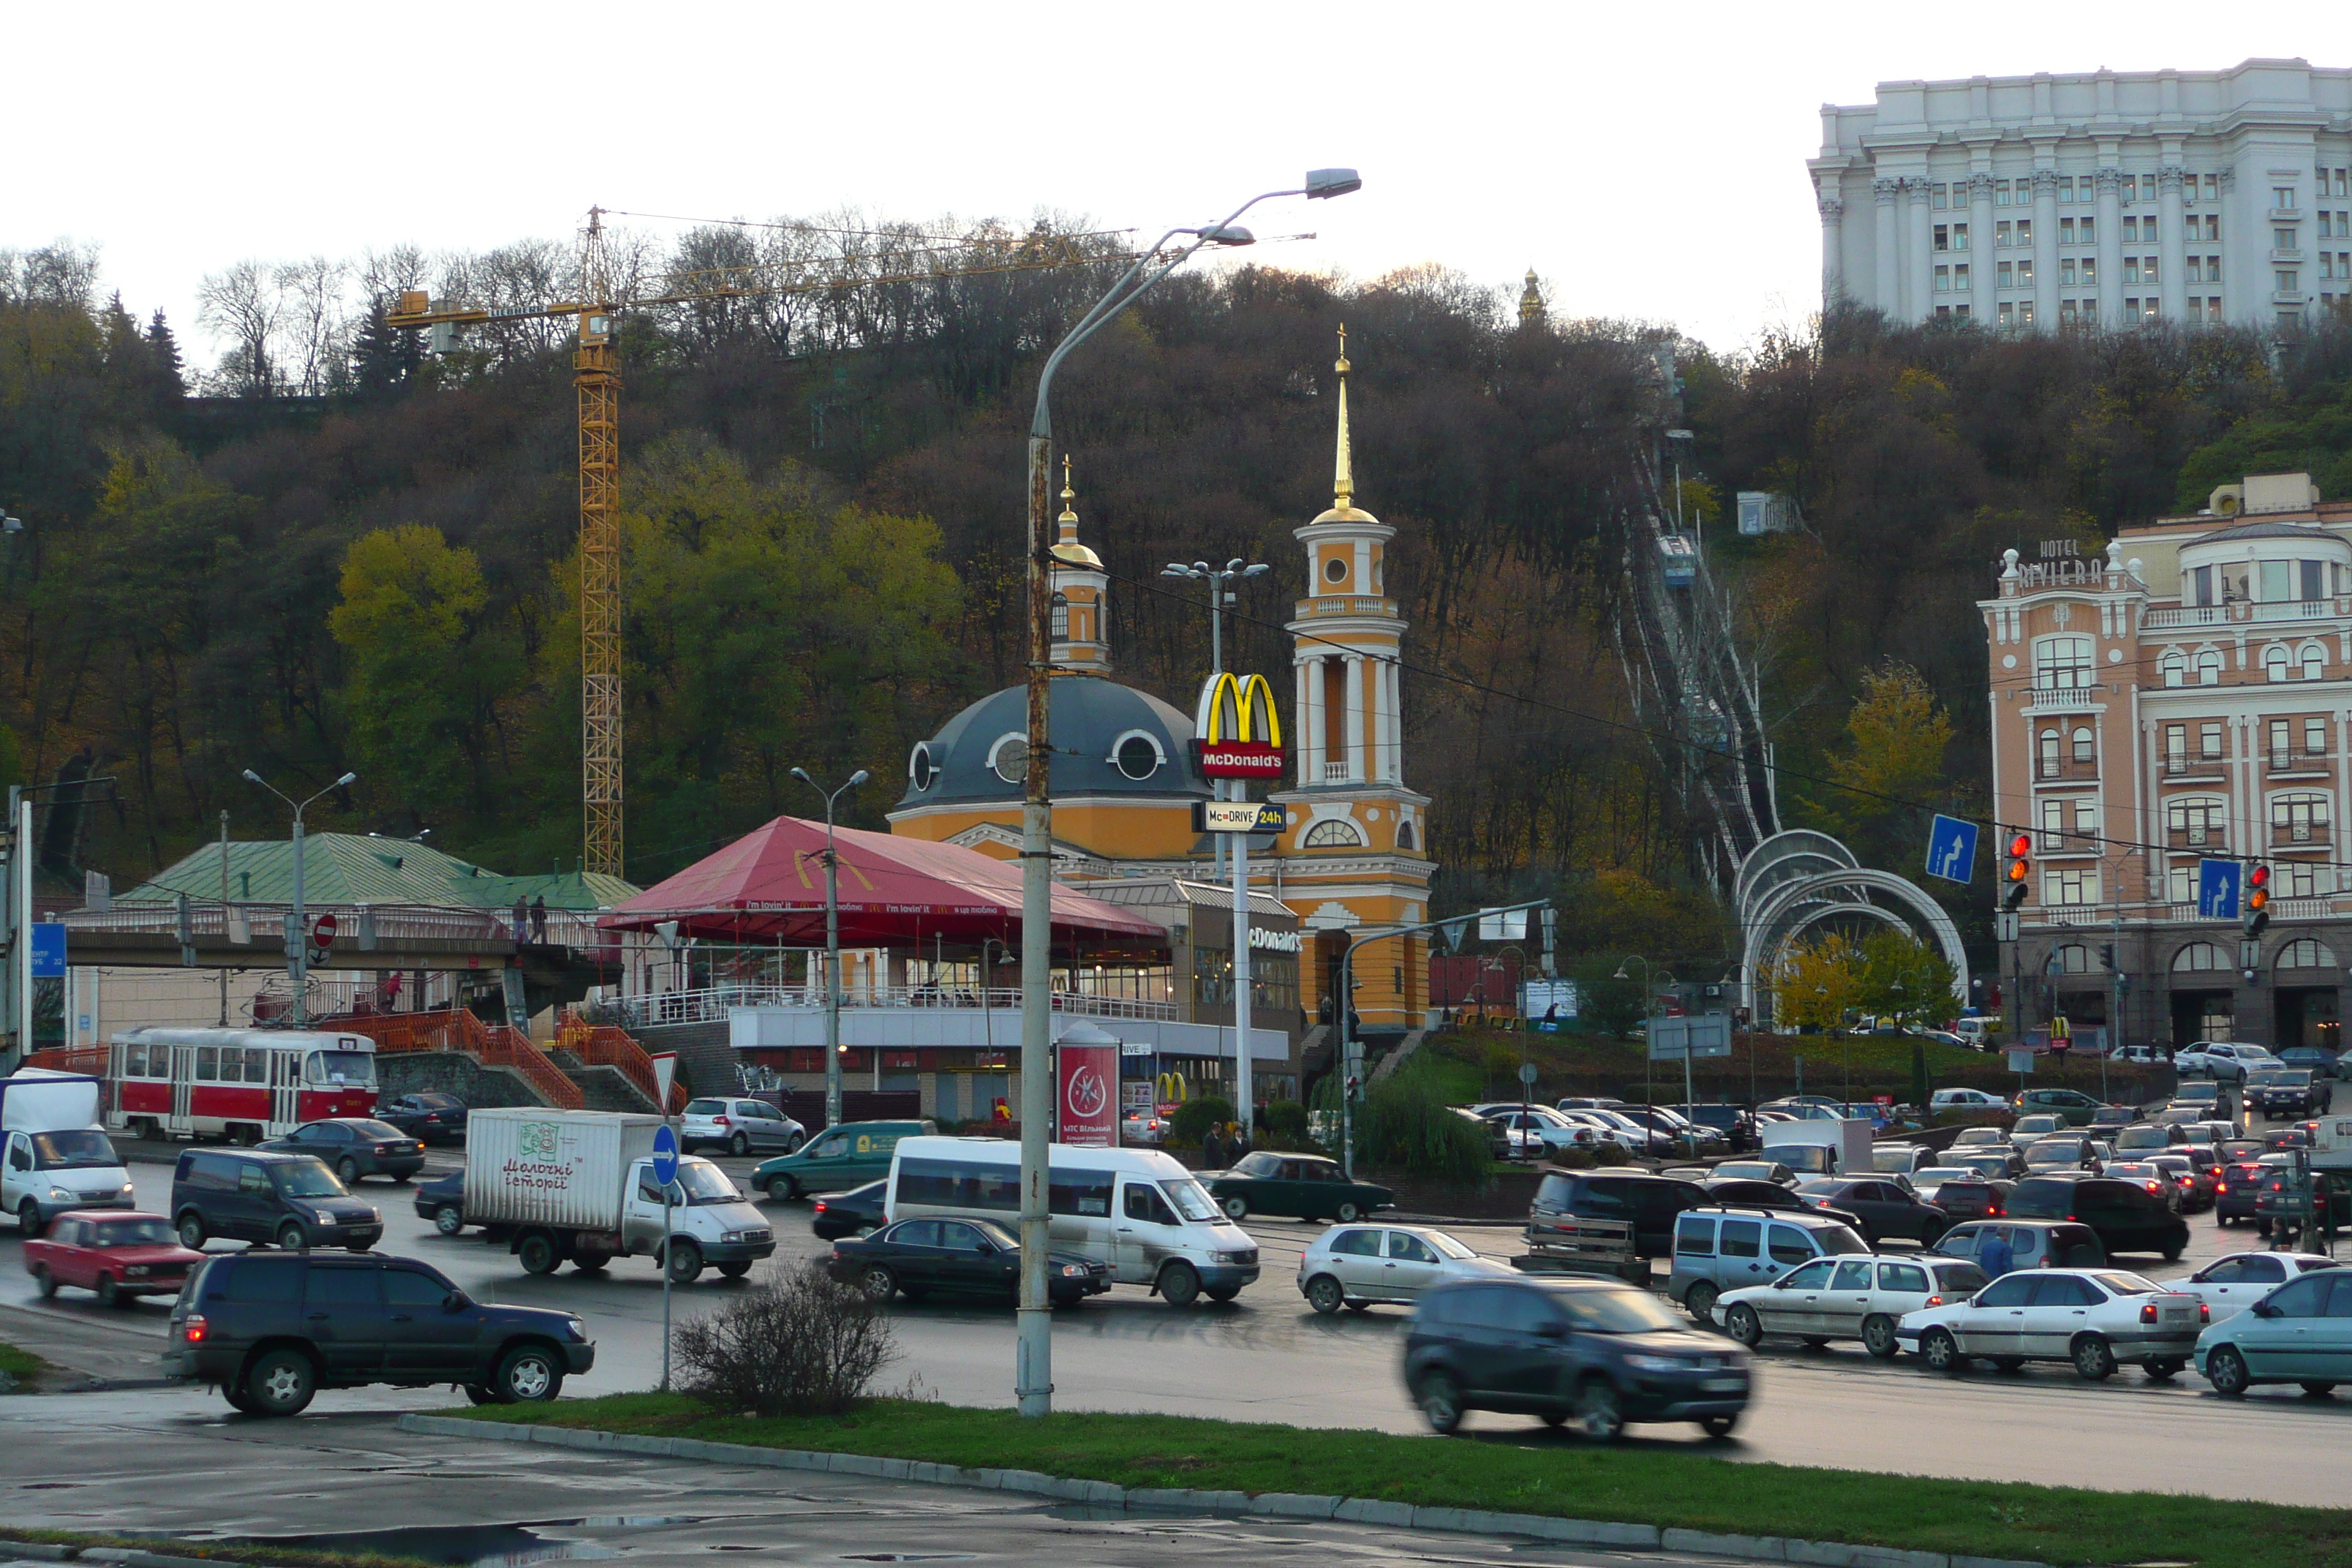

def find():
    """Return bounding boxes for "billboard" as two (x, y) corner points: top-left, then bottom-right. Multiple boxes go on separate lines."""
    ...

(1055, 1038), (1118, 1147)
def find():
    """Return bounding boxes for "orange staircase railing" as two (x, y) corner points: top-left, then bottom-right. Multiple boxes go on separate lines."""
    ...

(329, 1009), (584, 1111)
(557, 1009), (687, 1114)
(26, 1047), (110, 1076)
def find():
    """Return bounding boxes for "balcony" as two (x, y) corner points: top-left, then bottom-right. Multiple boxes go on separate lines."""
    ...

(2143, 606), (2228, 627)
(2167, 826), (2228, 851)
(2267, 750), (2332, 774)
(2144, 599), (2350, 627)
(2025, 686), (2102, 712)
(2163, 755), (2228, 779)
(2036, 758), (2099, 782)
(1297, 596), (1398, 620)
(2039, 831), (2102, 856)
(2248, 599), (2343, 623)
(2273, 823), (2333, 849)
(1320, 761), (1356, 784)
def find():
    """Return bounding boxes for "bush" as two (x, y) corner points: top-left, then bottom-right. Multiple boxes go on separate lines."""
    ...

(1167, 1096), (1235, 1149)
(1354, 1075), (1492, 1187)
(1553, 1145), (1597, 1169)
(1259, 1098), (1313, 1150)
(672, 1261), (894, 1417)
(1591, 1142), (1632, 1167)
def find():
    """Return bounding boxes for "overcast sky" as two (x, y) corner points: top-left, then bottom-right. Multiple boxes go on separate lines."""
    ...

(15, 3), (2351, 366)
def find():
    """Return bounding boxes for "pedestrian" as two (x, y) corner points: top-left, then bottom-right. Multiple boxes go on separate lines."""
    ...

(531, 894), (549, 943)
(511, 895), (528, 943)
(1201, 1123), (1225, 1169)
(1979, 1227), (2015, 1281)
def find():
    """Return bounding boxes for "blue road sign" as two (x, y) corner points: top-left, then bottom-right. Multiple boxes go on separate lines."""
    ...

(28, 923), (65, 978)
(1926, 815), (1979, 884)
(2198, 859), (2242, 921)
(651, 1123), (680, 1186)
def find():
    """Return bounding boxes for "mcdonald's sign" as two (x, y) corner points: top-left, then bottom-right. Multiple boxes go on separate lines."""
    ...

(1193, 671), (1286, 778)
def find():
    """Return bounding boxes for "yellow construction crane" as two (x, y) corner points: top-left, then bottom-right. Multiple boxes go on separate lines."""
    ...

(388, 210), (1138, 876)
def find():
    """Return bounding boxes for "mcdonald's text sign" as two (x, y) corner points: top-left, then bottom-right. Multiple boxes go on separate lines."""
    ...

(1194, 741), (1285, 778)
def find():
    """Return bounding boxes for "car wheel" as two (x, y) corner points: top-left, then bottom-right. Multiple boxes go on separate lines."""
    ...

(1861, 1315), (1899, 1360)
(730, 1131), (750, 1157)
(31, 1264), (55, 1299)
(1221, 1196), (1248, 1221)
(276, 1221), (309, 1252)
(2206, 1344), (2250, 1396)
(718, 1260), (753, 1279)
(1160, 1259), (1202, 1307)
(496, 1344), (563, 1403)
(1414, 1369), (1464, 1435)
(1572, 1379), (1625, 1442)
(1724, 1303), (1763, 1348)
(97, 1273), (127, 1308)
(2142, 1360), (2185, 1380)
(518, 1234), (560, 1275)
(434, 1205), (464, 1237)
(1684, 1281), (1719, 1323)
(858, 1264), (897, 1303)
(244, 1349), (316, 1416)
(1305, 1275), (1346, 1316)
(177, 1214), (207, 1250)
(1921, 1327), (1965, 1374)
(2163, 1240), (2185, 1262)
(1699, 1413), (1739, 1439)
(18, 1200), (41, 1235)
(784, 1131), (805, 1154)
(2071, 1333), (2117, 1382)
(336, 1156), (361, 1185)
(463, 1384), (504, 1406)
(768, 1177), (798, 1203)
(224, 1382), (259, 1414)
(2301, 1382), (2337, 1397)
(666, 1238), (704, 1284)
(1335, 1201), (1364, 1223)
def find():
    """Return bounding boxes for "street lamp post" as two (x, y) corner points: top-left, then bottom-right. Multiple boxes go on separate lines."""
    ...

(1015, 170), (1360, 1419)
(1160, 557), (1272, 882)
(793, 767), (869, 1134)
(240, 770), (356, 1028)
(1614, 956), (1677, 1115)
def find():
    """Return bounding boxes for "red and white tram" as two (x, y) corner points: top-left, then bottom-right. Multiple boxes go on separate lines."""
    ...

(108, 1027), (380, 1144)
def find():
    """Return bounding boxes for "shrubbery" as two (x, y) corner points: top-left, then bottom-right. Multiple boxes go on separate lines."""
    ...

(1591, 1142), (1632, 1167)
(1553, 1145), (1597, 1169)
(673, 1262), (894, 1417)
(1167, 1095), (1235, 1149)
(1354, 1074), (1492, 1187)
(1259, 1098), (1313, 1150)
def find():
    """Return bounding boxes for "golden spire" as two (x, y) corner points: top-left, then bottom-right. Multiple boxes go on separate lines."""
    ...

(1333, 323), (1354, 511)
(1058, 453), (1078, 527)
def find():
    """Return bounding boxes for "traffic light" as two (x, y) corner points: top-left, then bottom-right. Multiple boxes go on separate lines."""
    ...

(2244, 862), (2271, 938)
(2002, 832), (2032, 911)
(2097, 943), (2116, 972)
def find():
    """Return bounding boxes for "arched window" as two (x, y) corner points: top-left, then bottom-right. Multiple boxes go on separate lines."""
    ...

(2195, 649), (2223, 685)
(2038, 728), (2061, 778)
(2046, 944), (2092, 975)
(2277, 938), (2340, 970)
(2272, 792), (2332, 845)
(2265, 644), (2291, 682)
(2070, 725), (2095, 764)
(1049, 592), (1069, 641)
(2160, 649), (2186, 687)
(2166, 796), (2225, 849)
(1107, 729), (1164, 782)
(1303, 818), (1365, 848)
(1396, 820), (1416, 851)
(2032, 636), (2094, 690)
(2172, 941), (2228, 972)
(2302, 642), (2326, 681)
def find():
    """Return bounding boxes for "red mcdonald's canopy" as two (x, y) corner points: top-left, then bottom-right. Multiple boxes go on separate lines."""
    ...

(600, 815), (1166, 953)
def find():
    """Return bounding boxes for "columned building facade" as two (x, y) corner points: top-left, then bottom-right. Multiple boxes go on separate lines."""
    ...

(1814, 59), (2352, 331)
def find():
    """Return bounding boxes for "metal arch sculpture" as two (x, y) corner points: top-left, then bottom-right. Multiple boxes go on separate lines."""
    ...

(1738, 856), (1971, 1028)
(1733, 829), (1860, 916)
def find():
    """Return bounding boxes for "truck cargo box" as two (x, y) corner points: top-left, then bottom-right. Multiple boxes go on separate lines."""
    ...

(464, 1109), (666, 1232)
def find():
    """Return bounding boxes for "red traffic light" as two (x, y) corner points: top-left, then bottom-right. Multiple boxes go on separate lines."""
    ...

(2008, 833), (2032, 859)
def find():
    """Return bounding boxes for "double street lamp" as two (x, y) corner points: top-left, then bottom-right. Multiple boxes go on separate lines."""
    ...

(241, 769), (357, 1027)
(793, 766), (868, 1133)
(1015, 168), (1361, 1420)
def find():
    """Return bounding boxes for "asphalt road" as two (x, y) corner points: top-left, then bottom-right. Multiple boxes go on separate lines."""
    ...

(3, 1150), (2351, 1506)
(0, 1391), (1716, 1568)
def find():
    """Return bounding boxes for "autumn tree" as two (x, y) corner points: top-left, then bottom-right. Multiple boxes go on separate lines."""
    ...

(1805, 658), (1954, 868)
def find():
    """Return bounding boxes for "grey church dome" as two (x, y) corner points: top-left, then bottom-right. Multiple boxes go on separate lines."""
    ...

(897, 676), (1212, 809)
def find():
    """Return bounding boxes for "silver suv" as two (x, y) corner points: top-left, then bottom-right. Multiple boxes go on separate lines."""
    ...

(1667, 1205), (1868, 1323)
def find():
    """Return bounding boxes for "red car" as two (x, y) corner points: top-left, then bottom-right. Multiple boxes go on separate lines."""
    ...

(24, 1210), (205, 1306)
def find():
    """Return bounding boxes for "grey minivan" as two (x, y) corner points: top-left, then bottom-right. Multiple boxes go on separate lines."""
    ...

(1667, 1206), (1869, 1322)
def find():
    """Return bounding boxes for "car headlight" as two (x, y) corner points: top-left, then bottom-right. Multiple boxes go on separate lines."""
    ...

(722, 1230), (752, 1243)
(565, 1317), (588, 1341)
(46, 1186), (74, 1201)
(1059, 1263), (1087, 1277)
(1624, 1354), (1688, 1373)
(1215, 1250), (1252, 1264)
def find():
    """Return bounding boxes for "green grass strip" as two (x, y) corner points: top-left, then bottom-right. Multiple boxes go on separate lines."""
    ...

(0, 1340), (53, 1384)
(0, 1526), (438, 1568)
(443, 1393), (2351, 1567)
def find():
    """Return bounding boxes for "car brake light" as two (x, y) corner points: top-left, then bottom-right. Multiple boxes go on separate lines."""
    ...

(813, 1201), (830, 1215)
(2140, 1302), (2159, 1324)
(1925, 1294), (1944, 1306)
(2068, 1214), (2078, 1222)
(714, 1116), (731, 1128)
(2201, 1303), (2211, 1323)
(183, 1313), (207, 1343)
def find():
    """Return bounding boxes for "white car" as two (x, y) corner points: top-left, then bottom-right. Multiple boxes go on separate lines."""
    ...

(1475, 1104), (1595, 1158)
(1931, 1088), (2008, 1110)
(679, 1096), (807, 1156)
(2171, 1252), (2342, 1324)
(1295, 1223), (1513, 1313)
(1716, 1253), (1989, 1359)
(1910, 1166), (1983, 1202)
(1896, 1267), (2206, 1380)
(1120, 1110), (1165, 1146)
(2176, 1042), (2277, 1082)
(1553, 1109), (1650, 1153)
(2009, 1113), (2066, 1147)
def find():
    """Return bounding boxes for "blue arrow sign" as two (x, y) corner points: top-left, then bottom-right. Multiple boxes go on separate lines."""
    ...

(2198, 859), (2242, 921)
(650, 1123), (680, 1186)
(27, 923), (66, 978)
(1925, 815), (1979, 885)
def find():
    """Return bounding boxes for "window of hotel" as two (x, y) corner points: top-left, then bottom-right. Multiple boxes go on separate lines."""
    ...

(2307, 717), (2329, 756)
(2271, 718), (2292, 759)
(2164, 722), (2187, 761)
(2016, 219), (2032, 245)
(1934, 265), (1950, 292)
(2280, 271), (2300, 294)
(2260, 560), (2293, 601)
(2168, 798), (2225, 846)
(1997, 220), (2013, 247)
(2174, 941), (2228, 972)
(2061, 216), (2076, 244)
(2040, 796), (2065, 837)
(2048, 943), (2089, 974)
(1998, 180), (2015, 206)
(1952, 223), (1968, 250)
(2124, 216), (2140, 244)
(1932, 184), (1949, 210)
(2074, 797), (2098, 837)
(2187, 257), (2205, 284)
(2195, 649), (2223, 686)
(1998, 263), (2013, 288)
(2080, 216), (2096, 245)
(2160, 649), (2186, 687)
(2061, 258), (2078, 285)
(2274, 794), (2331, 844)
(2059, 176), (2076, 203)
(2266, 645), (2292, 681)
(2278, 227), (2300, 251)
(1955, 265), (1970, 290)
(2071, 726), (2094, 764)
(2019, 300), (2035, 324)
(1999, 303), (2015, 326)
(2060, 301), (2080, 324)
(2168, 864), (2197, 904)
(2205, 173), (2221, 202)
(2285, 867), (2334, 900)
(2276, 187), (2298, 211)
(2190, 565), (2215, 606)
(2207, 252), (2221, 278)
(2032, 636), (2094, 689)
(2302, 644), (2326, 680)
(1934, 225), (1949, 253)
(2018, 260), (2033, 288)
(2143, 256), (2159, 284)
(2038, 728), (2060, 777)
(2081, 257), (2097, 286)
(2042, 867), (2099, 906)
(2207, 299), (2224, 323)
(2125, 258), (2141, 284)
(2201, 720), (2223, 758)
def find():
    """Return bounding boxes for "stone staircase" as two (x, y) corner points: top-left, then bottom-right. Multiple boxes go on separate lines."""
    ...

(629, 1020), (738, 1099)
(546, 1048), (660, 1114)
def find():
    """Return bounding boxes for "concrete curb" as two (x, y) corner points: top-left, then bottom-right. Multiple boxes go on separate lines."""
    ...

(392, 1414), (2052, 1568)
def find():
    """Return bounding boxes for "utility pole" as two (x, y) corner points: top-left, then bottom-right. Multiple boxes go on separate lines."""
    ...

(241, 770), (355, 1028)
(793, 768), (869, 1132)
(219, 811), (231, 1028)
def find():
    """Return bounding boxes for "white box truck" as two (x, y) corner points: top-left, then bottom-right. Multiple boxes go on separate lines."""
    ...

(1759, 1116), (1875, 1178)
(462, 1108), (774, 1284)
(1, 1069), (135, 1232)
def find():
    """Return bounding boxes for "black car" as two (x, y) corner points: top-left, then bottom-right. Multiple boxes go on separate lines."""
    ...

(1798, 1178), (1950, 1245)
(2276, 1047), (2343, 1079)
(832, 1216), (1111, 1306)
(1531, 1171), (1707, 1259)
(378, 1093), (470, 1145)
(1700, 1177), (1866, 1235)
(2249, 1071), (2332, 1120)
(2215, 1158), (2274, 1226)
(1402, 1275), (1750, 1441)
(162, 1249), (593, 1415)
(1672, 1104), (1758, 1153)
(412, 1171), (469, 1236)
(1923, 1175), (2010, 1222)
(171, 1148), (383, 1253)
(257, 1120), (426, 1184)
(2003, 1172), (2189, 1261)
(811, 1180), (887, 1240)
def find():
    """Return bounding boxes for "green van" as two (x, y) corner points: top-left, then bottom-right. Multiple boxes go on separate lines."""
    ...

(753, 1120), (936, 1202)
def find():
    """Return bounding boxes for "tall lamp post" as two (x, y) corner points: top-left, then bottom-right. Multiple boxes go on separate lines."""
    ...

(793, 767), (868, 1134)
(241, 770), (356, 1028)
(1614, 955), (1674, 1112)
(1017, 169), (1361, 1418)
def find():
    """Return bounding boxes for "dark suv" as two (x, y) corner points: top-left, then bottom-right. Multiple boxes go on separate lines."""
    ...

(2004, 1172), (2188, 1261)
(164, 1250), (593, 1415)
(1530, 1171), (1705, 1258)
(2249, 1070), (2331, 1120)
(171, 1148), (383, 1253)
(1670, 1104), (1758, 1153)
(1403, 1274), (1750, 1441)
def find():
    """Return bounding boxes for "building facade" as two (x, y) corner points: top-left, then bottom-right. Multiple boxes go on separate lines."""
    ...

(1983, 472), (2352, 1053)
(1813, 59), (2352, 330)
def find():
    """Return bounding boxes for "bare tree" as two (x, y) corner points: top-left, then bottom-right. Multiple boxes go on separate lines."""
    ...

(197, 260), (282, 396)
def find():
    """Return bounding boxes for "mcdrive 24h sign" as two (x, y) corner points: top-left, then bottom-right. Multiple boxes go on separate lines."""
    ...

(1193, 671), (1285, 779)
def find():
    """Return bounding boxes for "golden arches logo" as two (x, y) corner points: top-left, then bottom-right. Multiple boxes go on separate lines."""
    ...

(1195, 671), (1284, 747)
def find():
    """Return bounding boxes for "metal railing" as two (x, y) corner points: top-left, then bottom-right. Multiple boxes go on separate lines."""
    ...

(556, 1008), (686, 1113)
(1320, 761), (1354, 783)
(2163, 755), (2225, 776)
(615, 983), (1182, 1029)
(2166, 826), (2226, 849)
(2036, 758), (2098, 780)
(56, 902), (510, 942)
(327, 1009), (583, 1110)
(2273, 823), (2331, 846)
(2268, 750), (2332, 771)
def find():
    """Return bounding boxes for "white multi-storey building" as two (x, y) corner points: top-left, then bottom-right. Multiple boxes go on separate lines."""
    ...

(1812, 59), (2352, 330)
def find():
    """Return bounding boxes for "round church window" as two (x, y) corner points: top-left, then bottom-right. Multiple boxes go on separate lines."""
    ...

(990, 735), (1029, 785)
(1114, 734), (1161, 781)
(909, 743), (937, 792)
(1324, 557), (1347, 584)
